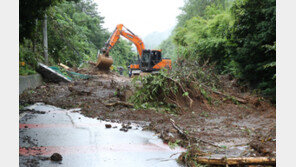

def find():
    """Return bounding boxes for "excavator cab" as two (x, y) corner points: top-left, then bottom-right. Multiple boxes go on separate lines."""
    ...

(140, 50), (162, 72)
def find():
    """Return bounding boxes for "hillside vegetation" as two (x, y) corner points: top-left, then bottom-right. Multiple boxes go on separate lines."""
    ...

(19, 0), (136, 75)
(159, 0), (276, 101)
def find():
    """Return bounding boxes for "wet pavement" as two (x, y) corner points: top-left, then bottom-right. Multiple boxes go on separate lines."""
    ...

(19, 103), (185, 167)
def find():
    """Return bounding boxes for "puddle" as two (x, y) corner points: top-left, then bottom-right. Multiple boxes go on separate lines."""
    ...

(19, 103), (185, 167)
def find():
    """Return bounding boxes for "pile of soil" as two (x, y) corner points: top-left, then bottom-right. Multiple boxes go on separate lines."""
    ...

(20, 65), (276, 166)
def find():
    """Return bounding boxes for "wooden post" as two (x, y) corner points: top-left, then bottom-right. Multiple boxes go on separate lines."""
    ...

(43, 13), (48, 65)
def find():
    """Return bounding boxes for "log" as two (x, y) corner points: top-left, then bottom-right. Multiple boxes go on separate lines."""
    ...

(212, 90), (247, 104)
(58, 63), (70, 70)
(170, 118), (189, 140)
(195, 157), (275, 165)
(197, 82), (247, 104)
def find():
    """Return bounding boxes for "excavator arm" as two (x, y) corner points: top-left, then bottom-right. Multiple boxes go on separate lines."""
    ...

(96, 24), (145, 69)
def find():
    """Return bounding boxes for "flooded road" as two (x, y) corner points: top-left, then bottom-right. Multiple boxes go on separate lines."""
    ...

(19, 103), (185, 167)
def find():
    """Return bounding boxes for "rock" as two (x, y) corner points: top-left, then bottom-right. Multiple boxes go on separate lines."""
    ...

(105, 124), (112, 128)
(120, 128), (128, 132)
(121, 123), (132, 129)
(50, 153), (63, 161)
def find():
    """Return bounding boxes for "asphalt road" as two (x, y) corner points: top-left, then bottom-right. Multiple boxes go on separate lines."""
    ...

(19, 103), (185, 167)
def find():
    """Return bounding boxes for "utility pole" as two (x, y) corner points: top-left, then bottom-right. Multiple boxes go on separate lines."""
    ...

(43, 13), (48, 65)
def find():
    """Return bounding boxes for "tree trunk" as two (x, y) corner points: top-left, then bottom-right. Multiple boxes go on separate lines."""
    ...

(194, 157), (276, 166)
(43, 14), (48, 65)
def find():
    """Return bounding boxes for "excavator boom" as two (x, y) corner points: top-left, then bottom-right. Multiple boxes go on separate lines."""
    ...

(96, 24), (145, 69)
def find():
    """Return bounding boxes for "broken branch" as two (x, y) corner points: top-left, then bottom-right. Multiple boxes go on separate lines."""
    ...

(165, 76), (194, 108)
(170, 118), (220, 148)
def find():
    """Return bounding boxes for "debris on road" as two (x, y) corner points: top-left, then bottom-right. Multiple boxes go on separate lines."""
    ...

(37, 63), (91, 83)
(105, 124), (112, 128)
(50, 153), (63, 161)
(119, 127), (128, 132)
(20, 63), (276, 166)
(37, 63), (71, 83)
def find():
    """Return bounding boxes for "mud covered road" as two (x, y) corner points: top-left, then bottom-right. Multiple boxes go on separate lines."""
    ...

(20, 68), (276, 166)
(19, 103), (185, 167)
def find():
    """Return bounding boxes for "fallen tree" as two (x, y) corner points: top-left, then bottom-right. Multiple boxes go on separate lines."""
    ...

(193, 157), (275, 166)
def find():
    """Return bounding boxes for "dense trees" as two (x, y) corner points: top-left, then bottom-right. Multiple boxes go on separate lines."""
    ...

(46, 0), (108, 67)
(159, 0), (276, 100)
(174, 5), (233, 72)
(19, 0), (136, 75)
(19, 0), (79, 42)
(230, 0), (276, 98)
(20, 0), (107, 73)
(177, 0), (233, 27)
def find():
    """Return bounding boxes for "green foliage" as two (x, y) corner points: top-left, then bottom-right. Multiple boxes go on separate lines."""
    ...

(168, 139), (181, 149)
(130, 60), (221, 112)
(130, 71), (177, 112)
(19, 39), (44, 75)
(174, 6), (234, 72)
(46, 0), (108, 67)
(230, 0), (276, 100)
(20, 0), (136, 75)
(163, 0), (275, 101)
(19, 0), (78, 42)
(19, 0), (114, 73)
(177, 0), (233, 27)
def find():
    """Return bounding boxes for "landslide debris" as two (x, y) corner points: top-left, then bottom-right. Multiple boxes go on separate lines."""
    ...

(19, 62), (276, 166)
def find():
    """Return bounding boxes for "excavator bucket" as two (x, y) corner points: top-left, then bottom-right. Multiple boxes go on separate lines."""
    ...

(96, 54), (113, 70)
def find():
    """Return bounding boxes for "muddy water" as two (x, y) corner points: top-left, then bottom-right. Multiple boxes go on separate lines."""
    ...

(19, 103), (185, 167)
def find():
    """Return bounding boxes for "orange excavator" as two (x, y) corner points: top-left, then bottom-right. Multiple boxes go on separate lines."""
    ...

(96, 24), (171, 76)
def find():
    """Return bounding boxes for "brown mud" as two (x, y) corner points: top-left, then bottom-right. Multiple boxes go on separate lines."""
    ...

(20, 65), (276, 166)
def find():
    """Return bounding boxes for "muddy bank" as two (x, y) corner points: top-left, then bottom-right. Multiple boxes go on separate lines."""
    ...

(20, 68), (276, 166)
